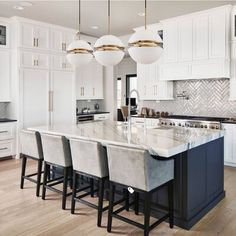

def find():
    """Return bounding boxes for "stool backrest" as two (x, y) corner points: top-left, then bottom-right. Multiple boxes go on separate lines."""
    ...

(70, 138), (108, 178)
(20, 130), (43, 159)
(106, 145), (174, 192)
(41, 133), (72, 167)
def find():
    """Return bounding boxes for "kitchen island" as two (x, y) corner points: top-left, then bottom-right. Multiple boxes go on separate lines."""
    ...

(29, 120), (225, 230)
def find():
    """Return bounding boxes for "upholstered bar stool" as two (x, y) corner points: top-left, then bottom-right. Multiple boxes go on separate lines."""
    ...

(41, 133), (72, 210)
(106, 145), (174, 236)
(70, 138), (111, 227)
(20, 130), (44, 197)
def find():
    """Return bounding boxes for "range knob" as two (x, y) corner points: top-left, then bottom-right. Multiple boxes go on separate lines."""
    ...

(186, 123), (190, 127)
(164, 122), (167, 125)
(216, 126), (219, 129)
(173, 123), (175, 126)
(200, 125), (204, 128)
(170, 123), (173, 126)
(161, 122), (164, 125)
(178, 123), (181, 126)
(204, 125), (208, 129)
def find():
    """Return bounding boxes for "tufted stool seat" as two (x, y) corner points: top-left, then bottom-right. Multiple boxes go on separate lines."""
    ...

(41, 133), (72, 210)
(106, 144), (174, 236)
(20, 130), (44, 197)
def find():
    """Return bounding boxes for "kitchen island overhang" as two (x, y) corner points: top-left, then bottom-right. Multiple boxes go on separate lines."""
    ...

(28, 121), (225, 230)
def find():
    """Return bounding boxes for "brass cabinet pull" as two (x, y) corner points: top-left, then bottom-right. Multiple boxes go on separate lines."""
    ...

(33, 38), (35, 47)
(36, 38), (39, 47)
(0, 131), (8, 134)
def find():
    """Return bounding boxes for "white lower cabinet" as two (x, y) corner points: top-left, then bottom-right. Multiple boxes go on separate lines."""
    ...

(222, 123), (236, 166)
(20, 69), (50, 128)
(131, 117), (160, 127)
(50, 71), (75, 125)
(0, 122), (16, 159)
(20, 69), (75, 128)
(94, 113), (110, 121)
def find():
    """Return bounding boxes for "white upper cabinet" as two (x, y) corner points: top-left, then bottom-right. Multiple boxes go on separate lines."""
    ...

(0, 50), (10, 101)
(50, 28), (75, 53)
(76, 59), (103, 100)
(163, 21), (178, 63)
(51, 54), (73, 71)
(160, 5), (231, 81)
(19, 22), (50, 50)
(179, 17), (193, 62)
(193, 13), (208, 60)
(209, 7), (226, 59)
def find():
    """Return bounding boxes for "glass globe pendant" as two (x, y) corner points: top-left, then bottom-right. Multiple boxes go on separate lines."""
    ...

(66, 0), (93, 68)
(128, 0), (163, 64)
(94, 0), (125, 67)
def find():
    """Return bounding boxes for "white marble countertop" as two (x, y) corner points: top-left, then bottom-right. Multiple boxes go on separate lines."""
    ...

(28, 120), (224, 158)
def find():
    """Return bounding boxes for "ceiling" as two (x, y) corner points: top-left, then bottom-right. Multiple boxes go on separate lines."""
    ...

(0, 1), (235, 37)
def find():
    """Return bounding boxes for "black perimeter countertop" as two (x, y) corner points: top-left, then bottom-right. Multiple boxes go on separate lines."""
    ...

(132, 115), (236, 124)
(0, 118), (17, 123)
(77, 111), (110, 116)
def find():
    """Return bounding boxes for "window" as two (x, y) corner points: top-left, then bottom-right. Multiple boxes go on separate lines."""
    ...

(126, 74), (138, 106)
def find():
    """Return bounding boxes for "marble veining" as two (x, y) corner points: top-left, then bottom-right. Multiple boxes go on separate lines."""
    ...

(28, 120), (224, 158)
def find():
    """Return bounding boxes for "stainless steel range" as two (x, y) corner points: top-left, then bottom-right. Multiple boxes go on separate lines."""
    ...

(159, 117), (221, 130)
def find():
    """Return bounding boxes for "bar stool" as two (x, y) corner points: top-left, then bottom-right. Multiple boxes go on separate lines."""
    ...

(106, 145), (174, 236)
(70, 138), (111, 227)
(20, 130), (44, 197)
(41, 133), (72, 210)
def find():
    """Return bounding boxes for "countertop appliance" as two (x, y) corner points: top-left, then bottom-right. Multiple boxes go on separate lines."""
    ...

(160, 116), (221, 130)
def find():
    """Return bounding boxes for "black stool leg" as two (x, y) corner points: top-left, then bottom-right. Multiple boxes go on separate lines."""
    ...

(107, 183), (115, 232)
(42, 163), (49, 200)
(168, 180), (174, 228)
(36, 159), (43, 197)
(134, 192), (139, 215)
(62, 167), (69, 210)
(144, 192), (151, 236)
(71, 171), (78, 214)
(90, 178), (94, 197)
(124, 189), (129, 211)
(97, 178), (105, 227)
(20, 155), (27, 189)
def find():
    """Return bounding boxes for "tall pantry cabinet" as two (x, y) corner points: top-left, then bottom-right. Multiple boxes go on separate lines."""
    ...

(10, 17), (76, 130)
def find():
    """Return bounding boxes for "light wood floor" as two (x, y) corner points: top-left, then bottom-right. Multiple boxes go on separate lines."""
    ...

(1, 159), (236, 236)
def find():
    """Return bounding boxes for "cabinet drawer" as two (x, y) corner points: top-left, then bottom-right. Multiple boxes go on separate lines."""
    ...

(94, 114), (110, 121)
(0, 124), (15, 140)
(0, 140), (14, 158)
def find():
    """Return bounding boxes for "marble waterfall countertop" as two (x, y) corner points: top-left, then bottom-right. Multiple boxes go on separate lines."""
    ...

(28, 120), (224, 158)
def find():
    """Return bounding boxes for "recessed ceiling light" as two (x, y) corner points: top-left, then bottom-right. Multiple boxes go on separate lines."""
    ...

(91, 26), (99, 29)
(13, 5), (24, 10)
(20, 1), (33, 7)
(138, 12), (145, 17)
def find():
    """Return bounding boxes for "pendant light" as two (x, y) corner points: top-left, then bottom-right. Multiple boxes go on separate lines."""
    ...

(128, 0), (163, 64)
(94, 0), (125, 67)
(66, 0), (93, 68)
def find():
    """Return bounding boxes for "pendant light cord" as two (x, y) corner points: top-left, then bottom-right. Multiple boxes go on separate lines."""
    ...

(108, 0), (111, 35)
(78, 0), (81, 39)
(145, 0), (147, 30)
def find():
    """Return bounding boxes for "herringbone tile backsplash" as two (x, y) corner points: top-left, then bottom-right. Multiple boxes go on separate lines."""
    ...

(0, 103), (7, 117)
(142, 78), (236, 118)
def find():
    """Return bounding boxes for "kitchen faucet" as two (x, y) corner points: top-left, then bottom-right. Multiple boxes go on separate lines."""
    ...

(127, 89), (142, 133)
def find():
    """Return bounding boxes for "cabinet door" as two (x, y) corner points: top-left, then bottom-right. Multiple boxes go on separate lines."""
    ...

(50, 29), (64, 52)
(179, 18), (193, 62)
(20, 51), (49, 69)
(34, 25), (50, 50)
(20, 69), (49, 128)
(50, 71), (75, 125)
(209, 8), (226, 59)
(193, 14), (209, 60)
(90, 60), (103, 99)
(20, 23), (35, 48)
(163, 21), (178, 63)
(63, 31), (75, 52)
(222, 124), (234, 164)
(51, 55), (72, 71)
(76, 68), (86, 100)
(0, 50), (10, 101)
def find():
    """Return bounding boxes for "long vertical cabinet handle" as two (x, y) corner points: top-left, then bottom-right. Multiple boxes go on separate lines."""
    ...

(48, 91), (54, 112)
(33, 38), (35, 47)
(36, 38), (39, 47)
(51, 91), (54, 112)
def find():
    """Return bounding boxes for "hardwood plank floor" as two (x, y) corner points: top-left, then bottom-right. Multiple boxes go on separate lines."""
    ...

(0, 158), (235, 236)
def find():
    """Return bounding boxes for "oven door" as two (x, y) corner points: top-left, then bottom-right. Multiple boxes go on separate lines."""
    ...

(77, 115), (94, 123)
